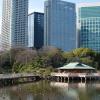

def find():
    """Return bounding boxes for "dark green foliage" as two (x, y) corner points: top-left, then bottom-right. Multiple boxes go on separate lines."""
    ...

(50, 53), (66, 68)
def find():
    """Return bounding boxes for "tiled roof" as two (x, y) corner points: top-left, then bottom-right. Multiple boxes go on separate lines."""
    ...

(58, 62), (95, 70)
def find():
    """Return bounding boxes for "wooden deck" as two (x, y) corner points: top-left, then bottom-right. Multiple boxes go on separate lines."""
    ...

(51, 73), (100, 82)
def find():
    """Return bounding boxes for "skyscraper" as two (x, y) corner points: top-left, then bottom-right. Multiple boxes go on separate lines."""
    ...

(44, 0), (76, 51)
(1, 0), (28, 50)
(28, 12), (44, 49)
(77, 3), (100, 52)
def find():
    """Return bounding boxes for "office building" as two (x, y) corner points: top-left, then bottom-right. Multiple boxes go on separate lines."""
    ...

(44, 0), (76, 51)
(28, 12), (44, 49)
(1, 0), (28, 50)
(77, 3), (100, 52)
(0, 34), (2, 51)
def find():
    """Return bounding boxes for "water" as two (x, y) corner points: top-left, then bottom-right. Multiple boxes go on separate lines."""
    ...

(0, 81), (100, 100)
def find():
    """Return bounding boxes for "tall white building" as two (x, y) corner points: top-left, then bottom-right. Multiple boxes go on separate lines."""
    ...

(44, 0), (76, 51)
(1, 0), (28, 50)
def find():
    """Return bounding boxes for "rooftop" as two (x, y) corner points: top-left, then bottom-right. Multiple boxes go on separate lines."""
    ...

(77, 2), (100, 8)
(58, 62), (95, 70)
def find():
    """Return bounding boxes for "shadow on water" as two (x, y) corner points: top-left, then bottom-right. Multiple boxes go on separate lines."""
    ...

(0, 81), (100, 100)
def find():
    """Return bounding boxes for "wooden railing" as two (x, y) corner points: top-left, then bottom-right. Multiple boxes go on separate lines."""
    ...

(51, 72), (100, 77)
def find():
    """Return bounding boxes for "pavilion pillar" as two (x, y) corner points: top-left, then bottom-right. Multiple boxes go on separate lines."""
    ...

(72, 77), (74, 82)
(61, 77), (63, 82)
(64, 77), (66, 82)
(90, 77), (92, 81)
(85, 77), (86, 83)
(68, 77), (69, 83)
(57, 77), (60, 82)
(81, 77), (82, 83)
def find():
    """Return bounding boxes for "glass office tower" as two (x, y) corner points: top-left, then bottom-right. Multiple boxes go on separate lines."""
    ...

(1, 0), (28, 50)
(78, 3), (100, 52)
(28, 12), (44, 49)
(44, 0), (76, 51)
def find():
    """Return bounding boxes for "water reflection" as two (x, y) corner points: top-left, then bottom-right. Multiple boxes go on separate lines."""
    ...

(51, 82), (100, 100)
(0, 81), (100, 100)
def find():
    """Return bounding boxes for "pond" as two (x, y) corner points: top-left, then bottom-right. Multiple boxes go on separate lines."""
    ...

(0, 81), (100, 100)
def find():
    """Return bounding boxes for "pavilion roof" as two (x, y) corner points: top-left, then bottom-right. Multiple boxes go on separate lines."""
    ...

(58, 62), (95, 70)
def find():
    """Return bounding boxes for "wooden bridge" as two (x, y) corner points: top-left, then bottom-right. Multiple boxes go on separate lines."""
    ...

(0, 73), (40, 79)
(0, 73), (41, 86)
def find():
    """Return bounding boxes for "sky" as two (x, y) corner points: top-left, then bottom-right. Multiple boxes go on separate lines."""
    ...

(0, 0), (100, 33)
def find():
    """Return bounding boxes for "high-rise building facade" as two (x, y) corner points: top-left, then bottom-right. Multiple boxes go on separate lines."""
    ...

(0, 34), (2, 51)
(28, 12), (44, 49)
(77, 3), (100, 52)
(44, 0), (76, 51)
(1, 0), (28, 50)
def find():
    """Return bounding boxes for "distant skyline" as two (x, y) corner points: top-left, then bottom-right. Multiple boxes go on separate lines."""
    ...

(0, 0), (100, 33)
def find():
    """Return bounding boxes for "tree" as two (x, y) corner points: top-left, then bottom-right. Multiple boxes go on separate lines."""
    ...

(0, 51), (12, 72)
(14, 49), (37, 65)
(38, 46), (62, 57)
(50, 53), (65, 68)
(72, 48), (95, 58)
